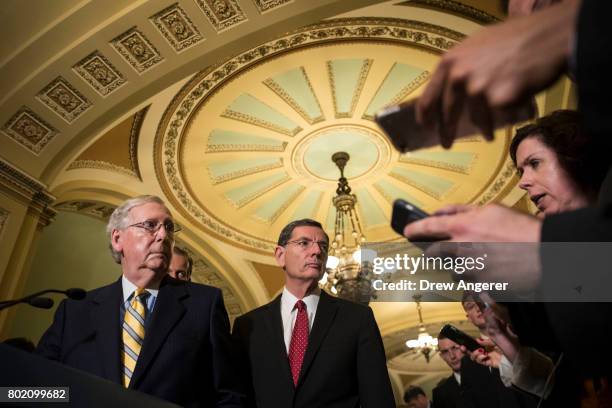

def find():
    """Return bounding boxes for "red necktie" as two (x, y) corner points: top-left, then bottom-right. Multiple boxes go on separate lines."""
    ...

(288, 300), (309, 386)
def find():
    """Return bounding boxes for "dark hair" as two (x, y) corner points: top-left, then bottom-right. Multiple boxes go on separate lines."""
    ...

(509, 109), (607, 200)
(437, 331), (448, 341)
(404, 385), (426, 403)
(277, 219), (328, 247)
(461, 291), (474, 306)
(172, 246), (193, 278)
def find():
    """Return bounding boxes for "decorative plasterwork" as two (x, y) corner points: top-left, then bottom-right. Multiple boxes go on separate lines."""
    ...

(111, 27), (164, 73)
(398, 0), (500, 25)
(194, 0), (247, 32)
(129, 106), (147, 180)
(155, 18), (463, 253)
(328, 59), (372, 119)
(73, 51), (127, 96)
(205, 141), (287, 153)
(1, 106), (58, 154)
(476, 157), (517, 205)
(264, 67), (324, 125)
(150, 3), (203, 53)
(67, 160), (139, 178)
(36, 77), (92, 123)
(55, 200), (116, 221)
(398, 156), (472, 174)
(0, 159), (56, 225)
(252, 0), (293, 14)
(208, 159), (283, 184)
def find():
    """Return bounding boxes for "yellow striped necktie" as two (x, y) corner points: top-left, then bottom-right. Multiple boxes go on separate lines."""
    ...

(121, 288), (148, 388)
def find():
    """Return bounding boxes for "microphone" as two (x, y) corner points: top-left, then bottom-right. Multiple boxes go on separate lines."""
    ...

(27, 297), (54, 309)
(0, 288), (86, 311)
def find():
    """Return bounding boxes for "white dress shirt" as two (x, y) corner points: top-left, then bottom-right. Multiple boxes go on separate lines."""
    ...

(280, 286), (320, 353)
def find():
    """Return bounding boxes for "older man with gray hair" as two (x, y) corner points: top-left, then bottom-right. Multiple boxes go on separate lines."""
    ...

(37, 195), (243, 407)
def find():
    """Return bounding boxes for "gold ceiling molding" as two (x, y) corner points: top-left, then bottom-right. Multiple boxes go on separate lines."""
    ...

(469, 128), (514, 205)
(150, 3), (204, 53)
(154, 17), (464, 254)
(36, 77), (92, 124)
(55, 200), (116, 221)
(263, 67), (324, 125)
(66, 160), (139, 178)
(252, 0), (293, 14)
(194, 0), (247, 32)
(73, 51), (127, 97)
(398, 156), (472, 174)
(328, 59), (372, 119)
(208, 159), (284, 185)
(1, 106), (59, 155)
(111, 27), (164, 74)
(0, 159), (56, 226)
(362, 69), (430, 121)
(129, 106), (147, 181)
(397, 0), (501, 25)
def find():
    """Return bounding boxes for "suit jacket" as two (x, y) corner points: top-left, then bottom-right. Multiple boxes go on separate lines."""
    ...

(37, 277), (243, 407)
(433, 358), (537, 408)
(537, 0), (612, 380)
(433, 375), (463, 408)
(231, 290), (395, 408)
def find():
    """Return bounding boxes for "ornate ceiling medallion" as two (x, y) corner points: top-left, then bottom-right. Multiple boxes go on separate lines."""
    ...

(155, 18), (510, 254)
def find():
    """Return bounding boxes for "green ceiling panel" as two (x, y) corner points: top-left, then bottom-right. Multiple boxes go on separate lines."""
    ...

(224, 171), (289, 208)
(291, 190), (323, 220)
(400, 151), (475, 173)
(303, 129), (378, 180)
(364, 63), (426, 119)
(355, 189), (387, 228)
(328, 59), (371, 117)
(373, 180), (423, 207)
(390, 167), (454, 200)
(223, 94), (302, 136)
(207, 130), (287, 152)
(253, 183), (305, 223)
(208, 157), (282, 184)
(264, 67), (323, 123)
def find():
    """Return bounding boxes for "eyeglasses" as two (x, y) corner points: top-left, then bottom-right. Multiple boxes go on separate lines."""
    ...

(439, 345), (462, 357)
(127, 219), (181, 235)
(286, 239), (329, 253)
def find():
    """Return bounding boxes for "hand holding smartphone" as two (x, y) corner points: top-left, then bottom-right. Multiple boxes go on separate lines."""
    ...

(439, 324), (481, 352)
(374, 99), (537, 152)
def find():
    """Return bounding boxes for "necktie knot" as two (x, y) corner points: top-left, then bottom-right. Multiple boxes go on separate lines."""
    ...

(133, 289), (149, 305)
(295, 299), (306, 312)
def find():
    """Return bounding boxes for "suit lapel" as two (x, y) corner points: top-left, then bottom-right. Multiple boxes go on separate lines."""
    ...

(130, 279), (187, 388)
(298, 291), (338, 387)
(91, 279), (123, 384)
(264, 295), (295, 392)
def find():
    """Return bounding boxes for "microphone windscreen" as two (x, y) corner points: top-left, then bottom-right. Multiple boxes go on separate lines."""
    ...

(65, 288), (86, 300)
(28, 297), (54, 309)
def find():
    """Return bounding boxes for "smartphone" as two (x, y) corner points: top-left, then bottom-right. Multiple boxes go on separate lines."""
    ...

(374, 99), (537, 152)
(439, 324), (481, 352)
(391, 199), (429, 235)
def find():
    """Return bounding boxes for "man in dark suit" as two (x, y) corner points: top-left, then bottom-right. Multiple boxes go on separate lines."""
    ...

(232, 218), (395, 408)
(433, 335), (464, 408)
(37, 195), (242, 407)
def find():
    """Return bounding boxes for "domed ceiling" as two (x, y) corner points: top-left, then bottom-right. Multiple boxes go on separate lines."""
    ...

(156, 17), (513, 254)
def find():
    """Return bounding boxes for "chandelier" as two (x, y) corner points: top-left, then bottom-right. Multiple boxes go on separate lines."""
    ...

(320, 152), (376, 305)
(405, 295), (438, 362)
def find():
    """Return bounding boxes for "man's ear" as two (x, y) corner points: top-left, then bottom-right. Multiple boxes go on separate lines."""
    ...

(111, 229), (123, 253)
(274, 245), (286, 269)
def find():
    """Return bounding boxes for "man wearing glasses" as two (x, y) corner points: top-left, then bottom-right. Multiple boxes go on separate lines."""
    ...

(37, 195), (243, 407)
(232, 219), (394, 408)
